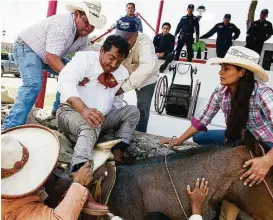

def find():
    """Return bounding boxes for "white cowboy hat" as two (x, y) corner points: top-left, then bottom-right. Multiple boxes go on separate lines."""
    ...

(1, 125), (60, 198)
(1, 86), (14, 104)
(66, 0), (106, 29)
(207, 46), (269, 82)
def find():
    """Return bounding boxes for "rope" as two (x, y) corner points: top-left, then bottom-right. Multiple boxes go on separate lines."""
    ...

(165, 136), (189, 219)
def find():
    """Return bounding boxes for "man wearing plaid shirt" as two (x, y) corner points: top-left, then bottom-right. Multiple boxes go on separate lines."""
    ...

(3, 0), (106, 130)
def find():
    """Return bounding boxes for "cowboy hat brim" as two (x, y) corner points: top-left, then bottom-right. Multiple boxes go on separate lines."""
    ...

(1, 125), (60, 198)
(207, 57), (269, 83)
(65, 3), (106, 29)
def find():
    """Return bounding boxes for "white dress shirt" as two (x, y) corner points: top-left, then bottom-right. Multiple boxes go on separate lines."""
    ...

(57, 51), (129, 116)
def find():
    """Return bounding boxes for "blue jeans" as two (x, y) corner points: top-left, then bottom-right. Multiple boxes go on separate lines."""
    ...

(3, 43), (68, 130)
(43, 59), (70, 113)
(193, 129), (273, 150)
(135, 82), (156, 133)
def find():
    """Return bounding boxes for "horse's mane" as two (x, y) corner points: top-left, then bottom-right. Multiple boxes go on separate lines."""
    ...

(118, 144), (231, 171)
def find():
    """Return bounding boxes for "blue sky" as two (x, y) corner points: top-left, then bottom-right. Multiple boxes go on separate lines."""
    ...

(1, 0), (273, 43)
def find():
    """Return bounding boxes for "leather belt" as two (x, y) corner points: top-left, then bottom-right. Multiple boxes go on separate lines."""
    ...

(16, 36), (28, 46)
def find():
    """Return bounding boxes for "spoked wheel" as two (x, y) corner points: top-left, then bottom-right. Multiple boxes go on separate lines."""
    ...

(154, 75), (168, 115)
(187, 80), (201, 119)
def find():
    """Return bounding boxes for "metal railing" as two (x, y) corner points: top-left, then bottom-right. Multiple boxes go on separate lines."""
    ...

(91, 12), (157, 45)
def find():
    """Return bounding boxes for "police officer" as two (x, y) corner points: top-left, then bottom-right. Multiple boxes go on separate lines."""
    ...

(174, 4), (199, 62)
(246, 9), (273, 55)
(200, 14), (240, 58)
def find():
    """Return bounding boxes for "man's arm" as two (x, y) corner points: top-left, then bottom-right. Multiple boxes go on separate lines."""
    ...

(195, 18), (200, 39)
(45, 53), (66, 73)
(175, 18), (183, 36)
(137, 17), (143, 33)
(121, 35), (157, 92)
(247, 22), (254, 35)
(45, 17), (76, 72)
(166, 35), (175, 54)
(200, 24), (217, 39)
(232, 25), (241, 40)
(265, 22), (273, 41)
(153, 34), (159, 51)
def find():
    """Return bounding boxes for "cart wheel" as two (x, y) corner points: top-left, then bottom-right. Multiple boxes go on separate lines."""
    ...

(154, 75), (168, 115)
(187, 80), (201, 119)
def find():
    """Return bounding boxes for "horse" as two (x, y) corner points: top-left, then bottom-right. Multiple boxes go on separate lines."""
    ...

(106, 144), (273, 220)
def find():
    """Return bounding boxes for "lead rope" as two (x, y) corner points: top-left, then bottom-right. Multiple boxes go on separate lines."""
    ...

(249, 144), (273, 203)
(165, 137), (189, 220)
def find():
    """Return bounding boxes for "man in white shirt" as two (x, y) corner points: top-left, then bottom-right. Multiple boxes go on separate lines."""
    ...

(3, 0), (106, 130)
(115, 16), (159, 133)
(57, 35), (140, 172)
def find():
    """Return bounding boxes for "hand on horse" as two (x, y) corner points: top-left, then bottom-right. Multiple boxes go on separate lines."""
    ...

(187, 178), (209, 215)
(240, 156), (272, 187)
(160, 137), (181, 149)
(72, 162), (93, 187)
(80, 108), (104, 127)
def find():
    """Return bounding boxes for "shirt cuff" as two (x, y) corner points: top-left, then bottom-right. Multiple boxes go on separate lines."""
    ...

(189, 214), (203, 220)
(191, 117), (208, 132)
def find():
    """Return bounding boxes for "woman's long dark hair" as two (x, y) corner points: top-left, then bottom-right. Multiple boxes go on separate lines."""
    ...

(225, 66), (256, 142)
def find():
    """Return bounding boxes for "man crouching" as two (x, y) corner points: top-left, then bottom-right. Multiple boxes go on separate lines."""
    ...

(57, 35), (140, 172)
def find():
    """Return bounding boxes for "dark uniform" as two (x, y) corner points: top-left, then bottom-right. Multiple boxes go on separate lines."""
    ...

(246, 19), (273, 55)
(200, 22), (240, 58)
(174, 14), (199, 61)
(153, 33), (175, 72)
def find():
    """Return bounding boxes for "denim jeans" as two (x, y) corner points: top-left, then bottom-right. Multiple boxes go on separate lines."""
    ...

(135, 82), (156, 133)
(3, 42), (68, 130)
(193, 129), (273, 150)
(42, 58), (69, 113)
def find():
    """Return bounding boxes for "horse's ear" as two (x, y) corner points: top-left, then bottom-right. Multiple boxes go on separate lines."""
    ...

(244, 130), (263, 157)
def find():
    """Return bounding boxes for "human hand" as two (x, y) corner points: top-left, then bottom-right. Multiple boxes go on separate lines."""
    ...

(71, 162), (93, 186)
(80, 108), (104, 127)
(240, 156), (272, 187)
(159, 53), (164, 58)
(160, 137), (180, 148)
(195, 37), (199, 43)
(187, 178), (209, 215)
(115, 88), (124, 96)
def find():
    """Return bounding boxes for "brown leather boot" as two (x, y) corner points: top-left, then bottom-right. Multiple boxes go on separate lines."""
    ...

(112, 149), (125, 164)
(82, 192), (109, 216)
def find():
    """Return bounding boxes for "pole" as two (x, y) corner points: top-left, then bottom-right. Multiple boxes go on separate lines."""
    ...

(35, 0), (58, 108)
(155, 0), (164, 34)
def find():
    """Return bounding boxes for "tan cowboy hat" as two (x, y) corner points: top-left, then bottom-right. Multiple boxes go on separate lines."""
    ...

(207, 46), (269, 82)
(1, 125), (60, 198)
(66, 0), (106, 29)
(1, 86), (14, 104)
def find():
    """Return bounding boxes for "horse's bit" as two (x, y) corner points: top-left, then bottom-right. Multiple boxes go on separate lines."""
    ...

(249, 144), (273, 203)
(164, 136), (189, 220)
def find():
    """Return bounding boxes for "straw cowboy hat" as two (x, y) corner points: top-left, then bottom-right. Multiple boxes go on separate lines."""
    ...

(207, 46), (269, 82)
(1, 125), (60, 198)
(1, 86), (14, 104)
(66, 0), (106, 29)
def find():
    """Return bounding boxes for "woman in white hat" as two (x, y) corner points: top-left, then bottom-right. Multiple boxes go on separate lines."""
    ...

(161, 46), (273, 187)
(1, 125), (108, 219)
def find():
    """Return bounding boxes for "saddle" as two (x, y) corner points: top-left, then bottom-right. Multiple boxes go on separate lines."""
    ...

(44, 162), (116, 209)
(44, 139), (120, 211)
